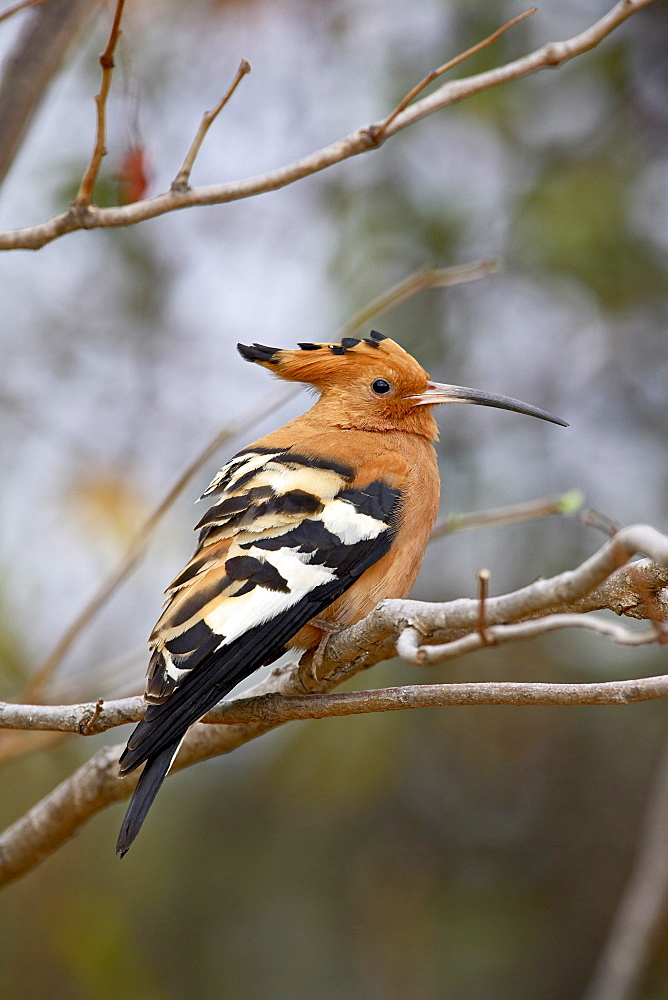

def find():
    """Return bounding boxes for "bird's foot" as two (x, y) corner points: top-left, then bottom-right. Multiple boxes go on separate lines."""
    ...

(298, 619), (345, 690)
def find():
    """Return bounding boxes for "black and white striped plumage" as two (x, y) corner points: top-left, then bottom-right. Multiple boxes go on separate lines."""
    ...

(116, 444), (402, 855)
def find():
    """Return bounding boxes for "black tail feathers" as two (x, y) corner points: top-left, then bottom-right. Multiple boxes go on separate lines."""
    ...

(116, 737), (182, 857)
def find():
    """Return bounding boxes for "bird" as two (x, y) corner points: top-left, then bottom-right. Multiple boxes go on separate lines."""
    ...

(116, 331), (566, 855)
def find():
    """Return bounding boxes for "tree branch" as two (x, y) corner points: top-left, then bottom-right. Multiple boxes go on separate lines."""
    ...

(430, 489), (585, 540)
(4, 524), (666, 735)
(584, 740), (668, 1000)
(0, 0), (654, 251)
(72, 0), (125, 206)
(5, 522), (668, 717)
(3, 666), (668, 888)
(0, 523), (667, 887)
(374, 7), (537, 140)
(5, 665), (668, 739)
(334, 260), (499, 340)
(172, 58), (251, 192)
(397, 614), (659, 665)
(0, 0), (50, 26)
(20, 383), (295, 704)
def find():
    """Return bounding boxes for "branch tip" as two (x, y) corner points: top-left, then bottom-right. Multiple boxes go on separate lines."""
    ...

(376, 5), (538, 140)
(173, 57), (252, 190)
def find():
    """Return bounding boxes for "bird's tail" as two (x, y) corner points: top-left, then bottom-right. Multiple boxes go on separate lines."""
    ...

(116, 737), (182, 857)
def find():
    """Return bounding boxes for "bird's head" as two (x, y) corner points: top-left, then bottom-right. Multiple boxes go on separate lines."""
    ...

(237, 332), (567, 439)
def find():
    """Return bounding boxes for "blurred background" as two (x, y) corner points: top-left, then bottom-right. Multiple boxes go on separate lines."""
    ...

(1, 0), (667, 997)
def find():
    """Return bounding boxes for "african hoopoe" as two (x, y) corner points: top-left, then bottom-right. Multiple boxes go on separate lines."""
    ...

(116, 331), (566, 855)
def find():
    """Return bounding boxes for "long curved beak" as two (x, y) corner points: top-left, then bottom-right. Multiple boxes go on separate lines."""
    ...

(408, 381), (568, 427)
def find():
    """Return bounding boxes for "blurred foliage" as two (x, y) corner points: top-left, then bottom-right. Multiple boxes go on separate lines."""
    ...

(514, 158), (668, 307)
(0, 0), (667, 998)
(66, 469), (149, 553)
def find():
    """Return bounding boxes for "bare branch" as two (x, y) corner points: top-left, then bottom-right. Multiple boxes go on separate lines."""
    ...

(335, 260), (499, 340)
(396, 613), (659, 666)
(0, 697), (142, 734)
(19, 522), (664, 720)
(382, 523), (668, 658)
(0, 0), (654, 251)
(0, 0), (49, 26)
(584, 741), (668, 1000)
(374, 7), (537, 140)
(4, 663), (668, 888)
(172, 59), (251, 192)
(21, 383), (295, 703)
(204, 674), (668, 719)
(72, 0), (125, 207)
(2, 524), (667, 744)
(430, 489), (585, 540)
(5, 662), (668, 740)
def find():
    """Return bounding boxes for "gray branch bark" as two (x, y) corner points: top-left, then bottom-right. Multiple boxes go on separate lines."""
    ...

(0, 0), (654, 250)
(0, 524), (667, 887)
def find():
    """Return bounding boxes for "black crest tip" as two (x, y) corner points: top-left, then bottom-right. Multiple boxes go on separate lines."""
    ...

(237, 342), (280, 365)
(341, 337), (361, 349)
(363, 338), (381, 348)
(297, 342), (321, 351)
(369, 330), (387, 342)
(329, 344), (346, 355)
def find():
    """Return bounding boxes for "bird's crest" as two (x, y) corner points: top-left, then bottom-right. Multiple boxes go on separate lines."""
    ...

(237, 331), (428, 388)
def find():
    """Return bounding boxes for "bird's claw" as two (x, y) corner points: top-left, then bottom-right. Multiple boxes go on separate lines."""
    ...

(298, 620), (345, 689)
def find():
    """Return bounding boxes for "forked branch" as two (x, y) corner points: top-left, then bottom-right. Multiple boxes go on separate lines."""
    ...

(0, 523), (667, 887)
(0, 0), (655, 250)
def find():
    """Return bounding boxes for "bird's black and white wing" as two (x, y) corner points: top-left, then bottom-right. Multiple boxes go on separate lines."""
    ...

(116, 443), (402, 854)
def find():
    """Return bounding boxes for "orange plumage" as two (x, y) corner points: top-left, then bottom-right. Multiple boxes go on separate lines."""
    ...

(116, 331), (566, 855)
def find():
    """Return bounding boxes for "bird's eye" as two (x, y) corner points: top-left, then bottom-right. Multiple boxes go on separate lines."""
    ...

(371, 378), (392, 395)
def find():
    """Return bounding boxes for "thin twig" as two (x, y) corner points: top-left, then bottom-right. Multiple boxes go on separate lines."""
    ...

(431, 489), (585, 540)
(335, 260), (499, 340)
(21, 383), (294, 702)
(584, 740), (668, 1000)
(0, 0), (654, 251)
(73, 0), (126, 207)
(78, 697), (104, 735)
(397, 612), (659, 666)
(580, 505), (622, 537)
(477, 568), (491, 646)
(373, 7), (537, 141)
(0, 0), (48, 25)
(172, 59), (251, 192)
